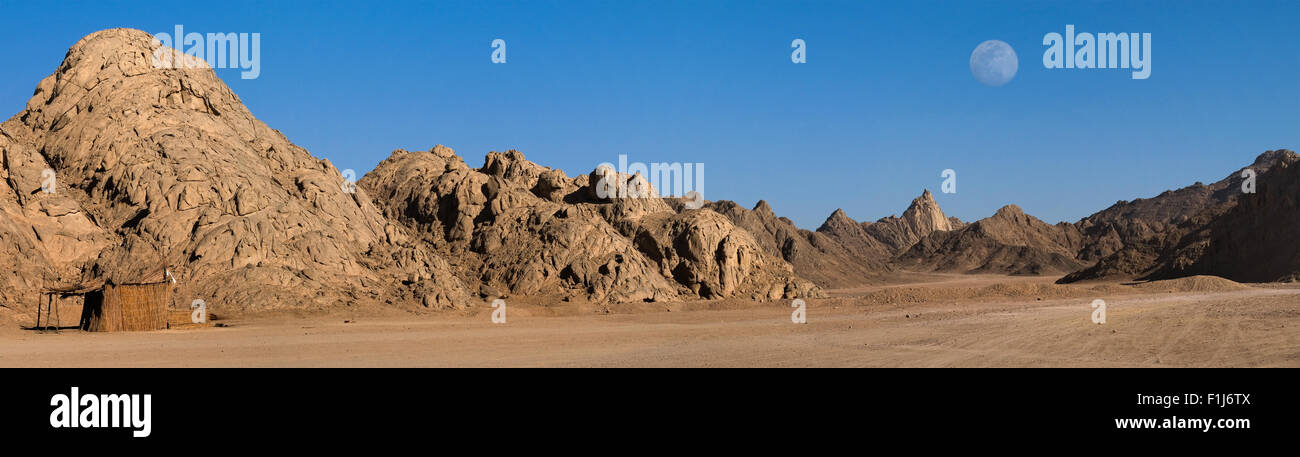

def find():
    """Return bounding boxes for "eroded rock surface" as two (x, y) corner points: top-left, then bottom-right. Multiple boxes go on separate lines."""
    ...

(360, 147), (821, 302)
(1061, 150), (1300, 283)
(708, 200), (889, 287)
(0, 28), (470, 314)
(897, 205), (1086, 275)
(816, 190), (958, 259)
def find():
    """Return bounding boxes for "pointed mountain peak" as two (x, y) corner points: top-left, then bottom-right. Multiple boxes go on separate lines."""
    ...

(993, 204), (1025, 218)
(818, 208), (858, 232)
(904, 189), (939, 212)
(1252, 149), (1299, 169)
(900, 189), (951, 232)
(753, 200), (774, 215)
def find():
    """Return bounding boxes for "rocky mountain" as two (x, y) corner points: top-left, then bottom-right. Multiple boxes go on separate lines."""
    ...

(1061, 150), (1299, 283)
(706, 199), (889, 287)
(893, 150), (1297, 280)
(359, 147), (821, 303)
(816, 189), (958, 258)
(0, 28), (822, 318)
(865, 190), (956, 253)
(815, 208), (893, 261)
(0, 28), (470, 314)
(0, 28), (827, 319)
(1073, 150), (1293, 261)
(896, 205), (1086, 275)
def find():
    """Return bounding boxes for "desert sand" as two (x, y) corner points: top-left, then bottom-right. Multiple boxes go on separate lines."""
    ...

(2, 274), (1295, 367)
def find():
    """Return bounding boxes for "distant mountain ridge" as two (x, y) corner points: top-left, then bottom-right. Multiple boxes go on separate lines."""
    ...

(1072, 149), (1294, 262)
(804, 149), (1298, 282)
(896, 205), (1086, 275)
(816, 189), (959, 258)
(1061, 149), (1299, 283)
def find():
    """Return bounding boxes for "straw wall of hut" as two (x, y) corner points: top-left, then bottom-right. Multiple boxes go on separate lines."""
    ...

(80, 282), (170, 332)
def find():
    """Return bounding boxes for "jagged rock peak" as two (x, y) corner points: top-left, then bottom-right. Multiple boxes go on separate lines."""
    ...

(994, 204), (1025, 217)
(822, 208), (855, 226)
(1253, 149), (1295, 165)
(901, 189), (952, 232)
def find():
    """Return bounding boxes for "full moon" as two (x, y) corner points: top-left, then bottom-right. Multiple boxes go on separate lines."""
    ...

(970, 40), (1018, 86)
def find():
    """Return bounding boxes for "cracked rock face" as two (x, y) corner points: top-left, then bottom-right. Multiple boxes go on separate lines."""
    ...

(361, 147), (821, 303)
(707, 200), (890, 288)
(0, 28), (469, 313)
(361, 147), (685, 303)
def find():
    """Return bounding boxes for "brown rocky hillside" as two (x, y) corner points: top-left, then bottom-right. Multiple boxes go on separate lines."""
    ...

(897, 205), (1086, 275)
(816, 190), (958, 257)
(358, 148), (821, 303)
(1072, 150), (1294, 261)
(706, 199), (889, 287)
(1061, 150), (1299, 283)
(0, 29), (473, 313)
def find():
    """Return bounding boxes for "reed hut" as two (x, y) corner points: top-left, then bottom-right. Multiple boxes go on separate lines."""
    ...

(80, 281), (171, 332)
(76, 258), (172, 332)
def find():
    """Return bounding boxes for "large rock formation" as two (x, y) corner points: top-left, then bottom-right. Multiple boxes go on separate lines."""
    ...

(815, 208), (893, 261)
(1145, 151), (1300, 281)
(816, 189), (958, 258)
(1072, 150), (1293, 262)
(0, 28), (820, 317)
(864, 190), (955, 253)
(1061, 150), (1300, 283)
(706, 200), (889, 288)
(359, 147), (821, 302)
(891, 150), (1298, 281)
(897, 205), (1086, 275)
(0, 28), (470, 314)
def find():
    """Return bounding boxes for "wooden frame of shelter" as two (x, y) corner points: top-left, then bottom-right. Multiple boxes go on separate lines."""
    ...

(36, 281), (102, 334)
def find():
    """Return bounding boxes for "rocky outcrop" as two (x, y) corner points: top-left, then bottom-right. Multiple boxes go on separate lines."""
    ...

(1146, 151), (1300, 281)
(1072, 150), (1293, 261)
(865, 190), (954, 254)
(360, 147), (821, 302)
(632, 208), (820, 299)
(897, 205), (1086, 275)
(0, 135), (112, 308)
(0, 28), (818, 315)
(891, 150), (1298, 281)
(816, 189), (956, 258)
(706, 200), (889, 288)
(0, 28), (470, 314)
(815, 208), (893, 261)
(1061, 150), (1300, 283)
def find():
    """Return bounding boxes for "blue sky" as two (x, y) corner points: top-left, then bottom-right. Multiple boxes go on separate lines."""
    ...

(1, 0), (1296, 228)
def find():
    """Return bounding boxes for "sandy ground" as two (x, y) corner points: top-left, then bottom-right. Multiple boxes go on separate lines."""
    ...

(1, 274), (1297, 367)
